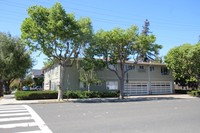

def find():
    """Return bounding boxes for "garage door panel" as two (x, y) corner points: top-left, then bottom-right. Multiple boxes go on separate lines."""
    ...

(124, 82), (148, 96)
(151, 82), (172, 94)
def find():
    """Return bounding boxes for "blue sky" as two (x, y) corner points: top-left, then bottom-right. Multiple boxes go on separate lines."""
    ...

(0, 0), (199, 69)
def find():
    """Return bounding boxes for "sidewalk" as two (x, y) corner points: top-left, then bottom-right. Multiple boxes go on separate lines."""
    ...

(0, 92), (196, 105)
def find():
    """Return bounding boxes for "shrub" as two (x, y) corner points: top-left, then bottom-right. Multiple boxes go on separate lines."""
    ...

(175, 89), (191, 94)
(15, 90), (119, 100)
(99, 91), (119, 98)
(187, 90), (200, 97)
(15, 91), (57, 100)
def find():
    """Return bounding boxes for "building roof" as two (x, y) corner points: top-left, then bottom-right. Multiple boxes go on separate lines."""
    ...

(125, 61), (166, 66)
(31, 69), (43, 78)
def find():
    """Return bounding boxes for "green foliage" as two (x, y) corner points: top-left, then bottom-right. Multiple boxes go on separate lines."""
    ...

(165, 43), (200, 88)
(21, 2), (93, 100)
(21, 2), (93, 66)
(79, 68), (101, 91)
(86, 25), (162, 98)
(0, 32), (33, 92)
(15, 90), (119, 100)
(15, 91), (58, 100)
(187, 90), (200, 97)
(33, 76), (44, 87)
(22, 76), (34, 87)
(175, 89), (191, 94)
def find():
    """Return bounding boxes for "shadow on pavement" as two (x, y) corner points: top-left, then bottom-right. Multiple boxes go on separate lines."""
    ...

(71, 97), (182, 103)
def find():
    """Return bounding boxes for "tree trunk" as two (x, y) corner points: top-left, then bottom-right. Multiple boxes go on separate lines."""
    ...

(119, 61), (125, 99)
(58, 65), (66, 101)
(3, 80), (10, 92)
(119, 77), (125, 99)
(0, 80), (3, 97)
(87, 84), (90, 92)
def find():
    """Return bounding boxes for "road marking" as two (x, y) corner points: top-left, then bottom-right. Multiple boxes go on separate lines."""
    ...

(15, 130), (42, 133)
(0, 107), (25, 111)
(0, 116), (32, 122)
(0, 112), (30, 117)
(0, 105), (53, 133)
(23, 105), (53, 133)
(0, 109), (27, 113)
(0, 122), (37, 128)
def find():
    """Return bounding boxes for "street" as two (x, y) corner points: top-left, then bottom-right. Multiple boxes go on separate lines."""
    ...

(28, 98), (200, 133)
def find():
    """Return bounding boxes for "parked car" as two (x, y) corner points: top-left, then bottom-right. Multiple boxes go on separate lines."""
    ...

(22, 86), (30, 91)
(30, 86), (43, 91)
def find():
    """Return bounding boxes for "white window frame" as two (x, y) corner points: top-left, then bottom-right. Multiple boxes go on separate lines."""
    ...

(106, 81), (118, 90)
(161, 67), (169, 75)
(125, 64), (135, 71)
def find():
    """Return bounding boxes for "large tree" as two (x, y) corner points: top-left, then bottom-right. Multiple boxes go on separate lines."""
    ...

(87, 25), (162, 99)
(21, 3), (93, 100)
(0, 32), (33, 93)
(164, 44), (198, 88)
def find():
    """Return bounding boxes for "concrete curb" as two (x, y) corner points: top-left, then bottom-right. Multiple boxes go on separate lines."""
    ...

(0, 94), (197, 105)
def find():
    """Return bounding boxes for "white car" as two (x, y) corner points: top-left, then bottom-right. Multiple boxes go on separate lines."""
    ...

(30, 86), (43, 91)
(22, 86), (30, 91)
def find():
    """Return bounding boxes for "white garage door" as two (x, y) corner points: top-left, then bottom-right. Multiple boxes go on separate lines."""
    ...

(124, 82), (148, 96)
(151, 81), (172, 94)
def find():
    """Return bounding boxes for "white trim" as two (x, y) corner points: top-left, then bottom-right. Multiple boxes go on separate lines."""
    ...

(0, 116), (32, 122)
(0, 109), (27, 113)
(0, 112), (30, 117)
(0, 122), (37, 128)
(15, 130), (42, 133)
(23, 105), (53, 133)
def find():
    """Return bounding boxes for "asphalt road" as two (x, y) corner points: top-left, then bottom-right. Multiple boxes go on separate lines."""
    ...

(30, 98), (200, 133)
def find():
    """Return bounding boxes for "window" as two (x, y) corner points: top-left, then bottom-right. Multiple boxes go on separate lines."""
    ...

(106, 81), (118, 90)
(150, 66), (154, 71)
(138, 65), (145, 72)
(139, 66), (144, 70)
(125, 65), (135, 70)
(161, 67), (169, 75)
(96, 82), (102, 86)
(80, 82), (86, 88)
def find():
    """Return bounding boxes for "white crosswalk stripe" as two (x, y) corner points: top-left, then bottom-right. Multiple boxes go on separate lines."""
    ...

(0, 105), (52, 133)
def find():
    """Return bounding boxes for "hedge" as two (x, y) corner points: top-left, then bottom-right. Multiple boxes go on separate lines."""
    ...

(187, 90), (200, 97)
(15, 90), (119, 100)
(15, 91), (58, 100)
(175, 89), (191, 94)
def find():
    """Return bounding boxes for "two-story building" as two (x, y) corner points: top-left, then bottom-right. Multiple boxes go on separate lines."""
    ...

(43, 61), (174, 96)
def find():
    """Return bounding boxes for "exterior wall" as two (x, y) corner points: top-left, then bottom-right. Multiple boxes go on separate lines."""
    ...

(92, 63), (174, 93)
(43, 62), (174, 94)
(62, 64), (80, 90)
(43, 64), (60, 91)
(126, 65), (173, 81)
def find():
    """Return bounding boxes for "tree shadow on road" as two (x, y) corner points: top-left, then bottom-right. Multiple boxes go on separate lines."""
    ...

(71, 96), (184, 103)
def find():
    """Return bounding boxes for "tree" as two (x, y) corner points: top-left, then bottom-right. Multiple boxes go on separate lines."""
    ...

(79, 68), (101, 92)
(21, 2), (93, 100)
(87, 25), (162, 99)
(164, 44), (197, 89)
(187, 43), (200, 89)
(79, 58), (105, 92)
(0, 32), (33, 93)
(139, 19), (161, 62)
